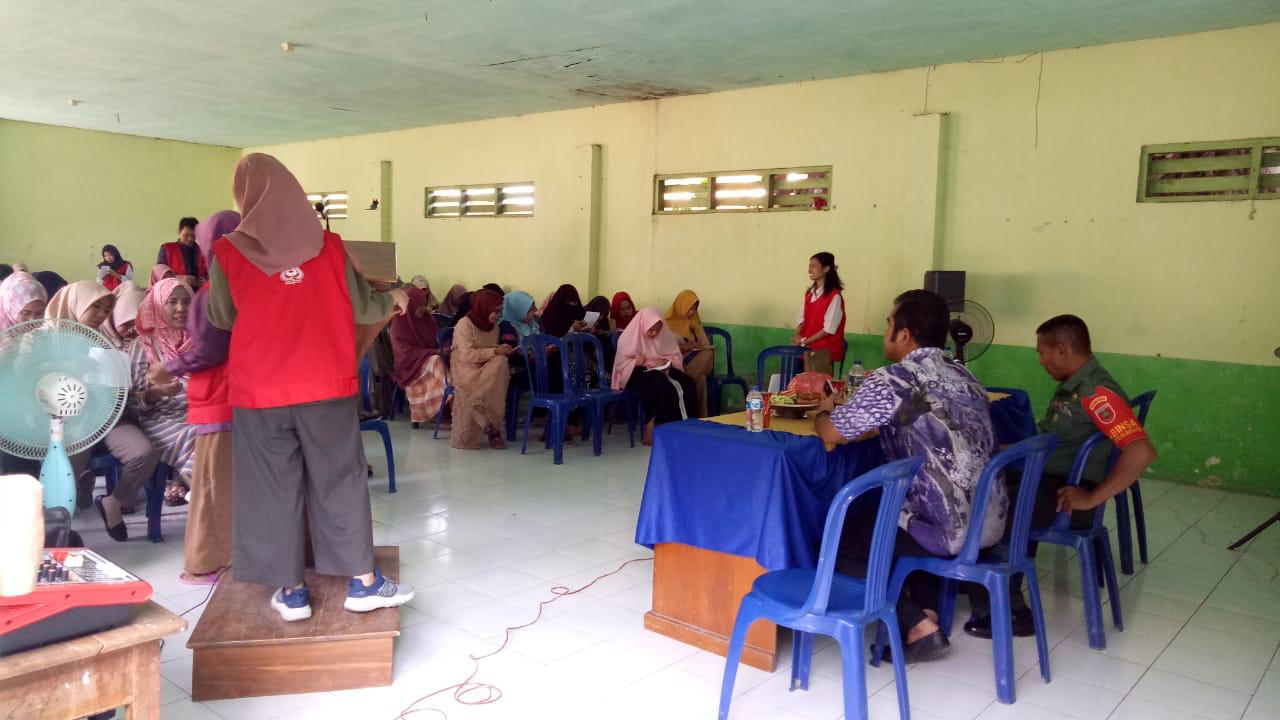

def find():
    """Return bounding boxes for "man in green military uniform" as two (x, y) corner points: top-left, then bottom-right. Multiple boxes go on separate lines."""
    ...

(965, 314), (1157, 638)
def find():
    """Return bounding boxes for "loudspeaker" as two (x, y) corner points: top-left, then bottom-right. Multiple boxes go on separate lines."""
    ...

(923, 270), (966, 309)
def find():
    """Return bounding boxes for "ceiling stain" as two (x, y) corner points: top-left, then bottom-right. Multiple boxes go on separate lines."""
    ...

(572, 83), (703, 102)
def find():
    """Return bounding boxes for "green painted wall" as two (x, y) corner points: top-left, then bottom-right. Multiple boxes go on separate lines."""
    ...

(710, 323), (1280, 497)
(0, 119), (240, 281)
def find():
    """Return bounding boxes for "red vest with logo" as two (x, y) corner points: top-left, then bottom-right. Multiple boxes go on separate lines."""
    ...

(184, 288), (231, 425)
(163, 242), (208, 279)
(214, 231), (356, 409)
(802, 289), (846, 362)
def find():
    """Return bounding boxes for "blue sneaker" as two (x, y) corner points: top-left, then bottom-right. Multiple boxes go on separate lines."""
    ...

(344, 570), (415, 612)
(270, 586), (312, 622)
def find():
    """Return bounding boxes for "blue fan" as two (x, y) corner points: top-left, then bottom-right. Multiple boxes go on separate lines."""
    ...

(0, 320), (130, 515)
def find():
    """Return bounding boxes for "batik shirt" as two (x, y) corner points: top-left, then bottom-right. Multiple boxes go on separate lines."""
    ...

(828, 347), (1002, 556)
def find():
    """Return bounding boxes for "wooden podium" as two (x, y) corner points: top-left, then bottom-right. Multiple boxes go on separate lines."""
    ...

(188, 546), (402, 701)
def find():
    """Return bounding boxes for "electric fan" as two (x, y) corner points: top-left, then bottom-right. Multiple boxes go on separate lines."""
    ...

(0, 320), (130, 514)
(946, 300), (995, 364)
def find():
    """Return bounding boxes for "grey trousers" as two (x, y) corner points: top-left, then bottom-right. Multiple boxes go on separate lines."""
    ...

(231, 396), (374, 587)
(70, 423), (160, 507)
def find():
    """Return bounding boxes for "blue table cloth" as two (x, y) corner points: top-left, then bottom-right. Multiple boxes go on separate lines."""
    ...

(635, 420), (885, 570)
(635, 395), (1039, 571)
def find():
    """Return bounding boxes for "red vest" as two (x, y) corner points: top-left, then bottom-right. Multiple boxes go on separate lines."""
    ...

(185, 288), (231, 425)
(163, 242), (208, 279)
(101, 263), (131, 292)
(214, 231), (357, 409)
(802, 289), (847, 362)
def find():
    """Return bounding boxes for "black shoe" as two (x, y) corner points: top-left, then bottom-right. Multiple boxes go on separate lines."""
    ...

(873, 629), (951, 664)
(95, 498), (128, 542)
(963, 608), (1035, 639)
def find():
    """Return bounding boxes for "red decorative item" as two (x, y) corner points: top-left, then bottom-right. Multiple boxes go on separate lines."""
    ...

(787, 371), (833, 405)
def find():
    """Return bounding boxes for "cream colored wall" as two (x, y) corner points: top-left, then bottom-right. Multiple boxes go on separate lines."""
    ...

(0, 119), (240, 282)
(249, 22), (1280, 367)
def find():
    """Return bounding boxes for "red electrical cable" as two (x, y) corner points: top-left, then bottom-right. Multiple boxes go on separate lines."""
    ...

(393, 556), (654, 720)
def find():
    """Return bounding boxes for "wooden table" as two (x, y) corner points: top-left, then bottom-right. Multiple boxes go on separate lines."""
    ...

(0, 602), (186, 720)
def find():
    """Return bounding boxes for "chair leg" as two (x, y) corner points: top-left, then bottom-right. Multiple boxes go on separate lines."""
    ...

(1024, 569), (1051, 682)
(718, 603), (758, 720)
(989, 578), (1017, 704)
(433, 390), (449, 439)
(1077, 540), (1106, 649)
(106, 464), (119, 496)
(791, 630), (815, 691)
(1097, 535), (1123, 631)
(146, 466), (165, 543)
(936, 578), (958, 636)
(1114, 492), (1134, 575)
(1131, 483), (1149, 565)
(883, 614), (910, 720)
(836, 623), (869, 720)
(591, 402), (604, 457)
(520, 405), (534, 455)
(551, 407), (565, 465)
(377, 425), (396, 494)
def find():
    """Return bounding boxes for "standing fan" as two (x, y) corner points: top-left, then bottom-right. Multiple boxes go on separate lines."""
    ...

(0, 320), (130, 514)
(946, 300), (995, 364)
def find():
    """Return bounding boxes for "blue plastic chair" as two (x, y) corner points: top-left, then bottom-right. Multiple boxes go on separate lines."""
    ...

(719, 457), (923, 720)
(756, 345), (806, 393)
(1112, 390), (1156, 575)
(564, 332), (635, 455)
(358, 355), (397, 494)
(872, 434), (1059, 704)
(703, 326), (749, 416)
(433, 327), (456, 440)
(834, 338), (849, 380)
(505, 371), (529, 442)
(520, 334), (592, 465)
(432, 311), (453, 327)
(93, 452), (169, 542)
(1030, 432), (1124, 649)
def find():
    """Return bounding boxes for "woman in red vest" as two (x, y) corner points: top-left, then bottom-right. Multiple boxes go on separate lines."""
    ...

(792, 251), (847, 368)
(205, 153), (413, 622)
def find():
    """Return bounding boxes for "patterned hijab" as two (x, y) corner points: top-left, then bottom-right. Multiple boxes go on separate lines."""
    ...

(136, 278), (193, 364)
(0, 271), (48, 329)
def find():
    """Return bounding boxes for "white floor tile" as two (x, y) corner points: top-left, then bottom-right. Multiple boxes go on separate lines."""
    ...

(1109, 695), (1215, 720)
(878, 666), (998, 720)
(1048, 644), (1147, 692)
(159, 699), (222, 720)
(1153, 644), (1268, 695)
(1013, 673), (1125, 720)
(1129, 668), (1252, 720)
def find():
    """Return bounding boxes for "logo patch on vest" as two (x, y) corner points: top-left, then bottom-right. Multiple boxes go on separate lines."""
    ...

(280, 267), (304, 285)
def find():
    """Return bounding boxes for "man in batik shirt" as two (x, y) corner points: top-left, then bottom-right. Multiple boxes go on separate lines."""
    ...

(815, 289), (1000, 662)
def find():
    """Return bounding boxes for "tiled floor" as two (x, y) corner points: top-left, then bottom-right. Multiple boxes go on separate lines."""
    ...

(76, 421), (1280, 720)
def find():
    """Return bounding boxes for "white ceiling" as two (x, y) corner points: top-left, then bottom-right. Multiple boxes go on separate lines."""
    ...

(1, 0), (1276, 147)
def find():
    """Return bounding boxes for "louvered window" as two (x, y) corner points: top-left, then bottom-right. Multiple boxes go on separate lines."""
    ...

(425, 182), (535, 218)
(307, 191), (348, 220)
(655, 166), (831, 214)
(1138, 138), (1280, 202)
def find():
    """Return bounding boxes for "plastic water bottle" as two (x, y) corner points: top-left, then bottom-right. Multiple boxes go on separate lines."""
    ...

(745, 387), (765, 432)
(848, 359), (867, 392)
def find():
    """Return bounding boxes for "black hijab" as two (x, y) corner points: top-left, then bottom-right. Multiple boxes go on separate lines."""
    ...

(540, 284), (585, 338)
(32, 271), (68, 298)
(99, 244), (129, 270)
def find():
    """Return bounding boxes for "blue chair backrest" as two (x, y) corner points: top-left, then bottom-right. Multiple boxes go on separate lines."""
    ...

(433, 311), (453, 327)
(609, 329), (622, 351)
(756, 345), (806, 390)
(521, 334), (571, 397)
(1129, 390), (1156, 425)
(358, 354), (373, 411)
(956, 433), (1059, 565)
(436, 327), (454, 371)
(804, 457), (923, 615)
(564, 331), (608, 393)
(704, 326), (737, 376)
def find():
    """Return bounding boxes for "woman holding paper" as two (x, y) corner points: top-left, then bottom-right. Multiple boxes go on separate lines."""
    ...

(613, 307), (696, 445)
(664, 290), (714, 417)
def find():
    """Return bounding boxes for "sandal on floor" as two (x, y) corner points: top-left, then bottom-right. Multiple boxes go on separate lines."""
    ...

(179, 570), (224, 586)
(164, 481), (188, 507)
(96, 498), (128, 542)
(488, 433), (507, 450)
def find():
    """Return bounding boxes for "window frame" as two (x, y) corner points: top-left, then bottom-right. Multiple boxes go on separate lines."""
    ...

(653, 165), (833, 215)
(1137, 137), (1279, 203)
(306, 191), (348, 220)
(424, 181), (536, 218)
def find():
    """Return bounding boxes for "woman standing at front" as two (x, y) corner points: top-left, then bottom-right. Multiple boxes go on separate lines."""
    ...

(206, 153), (413, 622)
(792, 251), (846, 371)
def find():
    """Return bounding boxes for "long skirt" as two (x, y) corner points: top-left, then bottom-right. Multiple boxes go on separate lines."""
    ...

(404, 355), (448, 423)
(232, 397), (374, 588)
(452, 356), (510, 449)
(184, 431), (233, 576)
(627, 368), (696, 426)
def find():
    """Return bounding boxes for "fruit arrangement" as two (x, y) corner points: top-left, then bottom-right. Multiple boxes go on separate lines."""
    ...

(787, 371), (833, 405)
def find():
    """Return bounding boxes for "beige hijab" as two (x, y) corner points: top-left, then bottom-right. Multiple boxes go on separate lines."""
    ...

(45, 281), (113, 325)
(226, 153), (324, 275)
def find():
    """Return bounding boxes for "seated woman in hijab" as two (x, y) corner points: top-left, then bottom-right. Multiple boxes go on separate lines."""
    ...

(131, 278), (198, 505)
(0, 271), (48, 331)
(583, 295), (616, 385)
(409, 276), (440, 312)
(390, 286), (449, 427)
(151, 264), (177, 287)
(450, 283), (504, 326)
(437, 284), (468, 324)
(32, 271), (68, 299)
(45, 281), (161, 539)
(665, 290), (714, 418)
(610, 291), (637, 331)
(538, 284), (590, 436)
(613, 307), (696, 446)
(449, 290), (512, 450)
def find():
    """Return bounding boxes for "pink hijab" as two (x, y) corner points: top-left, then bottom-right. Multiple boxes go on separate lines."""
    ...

(136, 278), (192, 364)
(611, 307), (683, 390)
(151, 264), (176, 285)
(0, 271), (48, 329)
(227, 153), (324, 275)
(44, 281), (113, 324)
